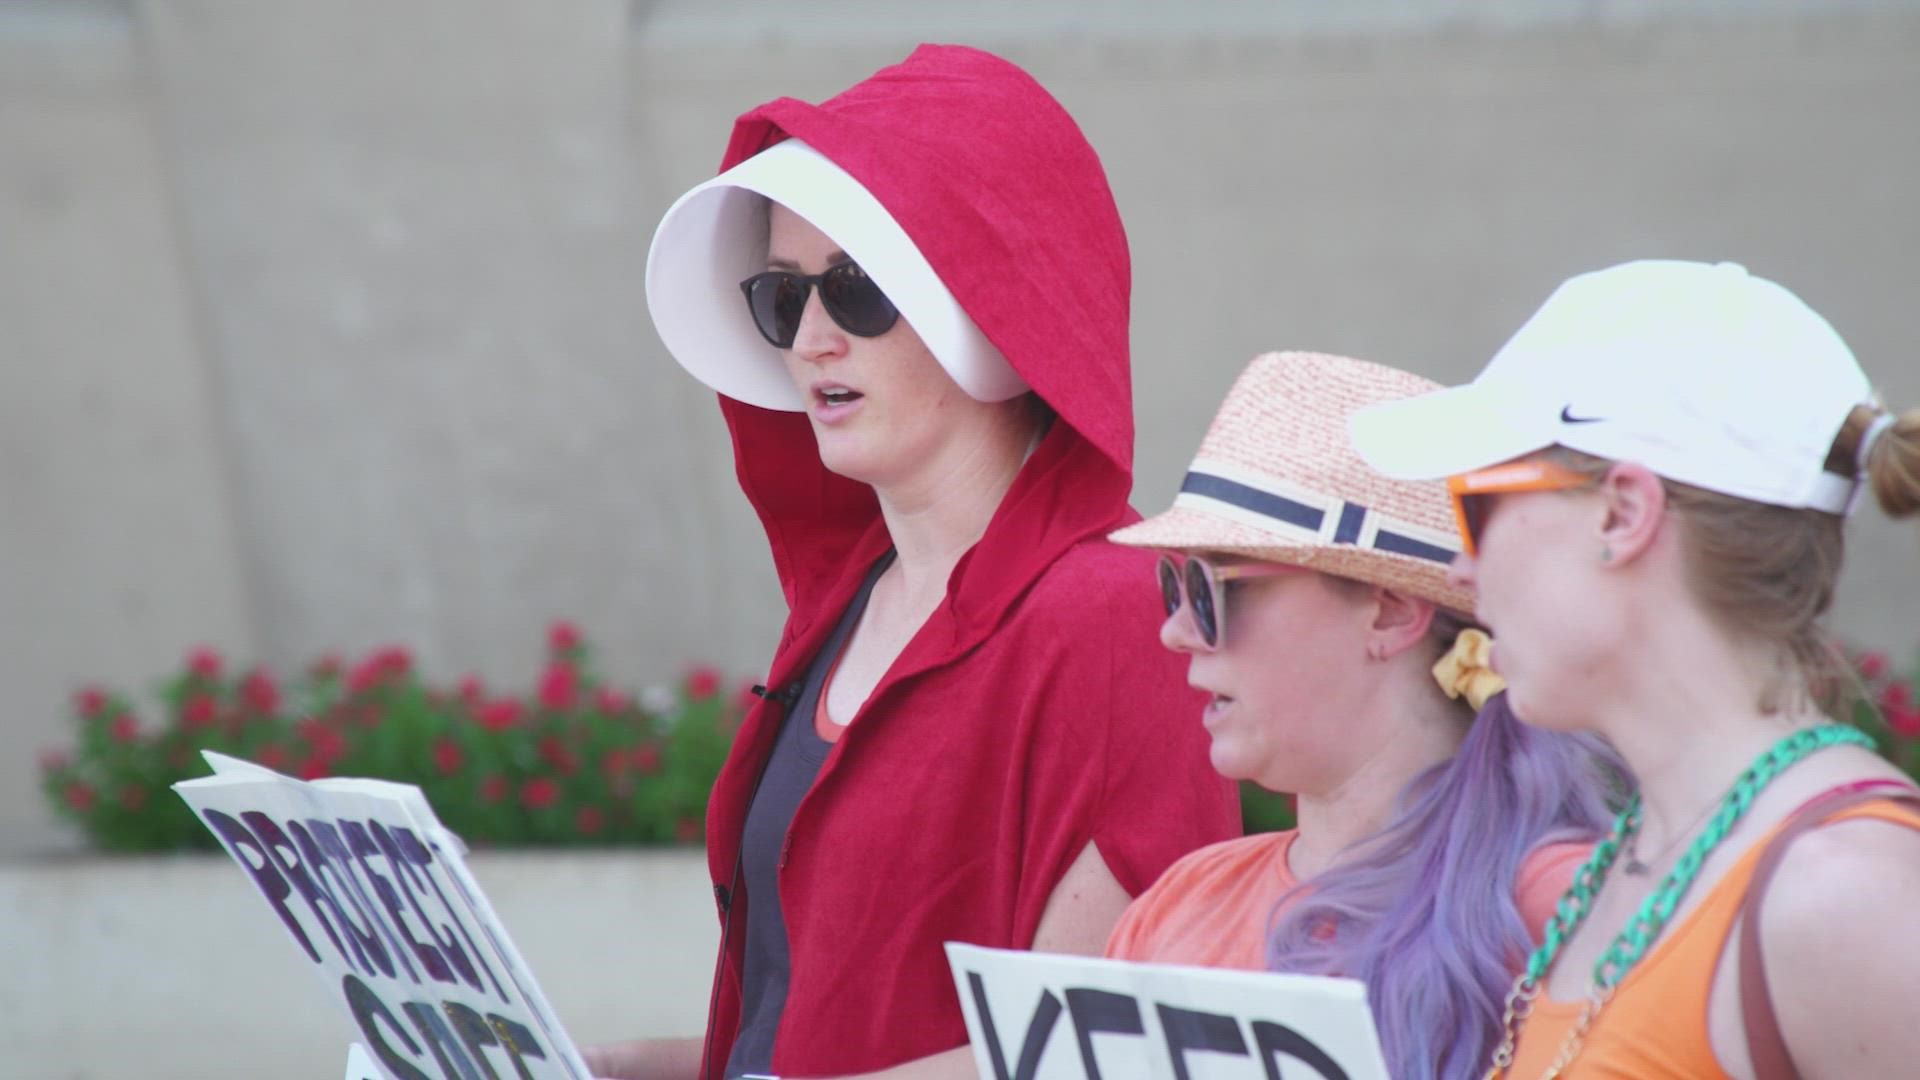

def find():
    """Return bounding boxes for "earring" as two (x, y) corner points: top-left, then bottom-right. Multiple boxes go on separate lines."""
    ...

(1601, 546), (1614, 563)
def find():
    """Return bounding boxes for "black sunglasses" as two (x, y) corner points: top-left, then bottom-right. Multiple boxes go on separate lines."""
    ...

(739, 262), (900, 348)
(1156, 555), (1298, 652)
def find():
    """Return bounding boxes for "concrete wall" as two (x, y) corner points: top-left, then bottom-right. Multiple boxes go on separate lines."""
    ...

(0, 2), (256, 856)
(4, 1), (1919, 862)
(1, 849), (716, 1079)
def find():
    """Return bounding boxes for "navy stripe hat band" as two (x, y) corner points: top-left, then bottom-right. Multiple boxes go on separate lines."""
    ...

(1110, 351), (1476, 614)
(1176, 468), (1458, 566)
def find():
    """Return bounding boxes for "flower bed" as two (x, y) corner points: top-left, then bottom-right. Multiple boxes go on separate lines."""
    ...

(38, 626), (1918, 850)
(37, 622), (750, 850)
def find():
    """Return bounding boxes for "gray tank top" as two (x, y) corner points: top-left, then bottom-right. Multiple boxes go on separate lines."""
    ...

(724, 552), (892, 1079)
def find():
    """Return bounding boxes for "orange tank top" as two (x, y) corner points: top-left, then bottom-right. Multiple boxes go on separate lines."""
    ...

(1500, 799), (1920, 1078)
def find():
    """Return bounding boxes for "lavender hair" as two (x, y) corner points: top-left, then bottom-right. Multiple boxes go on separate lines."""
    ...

(1263, 691), (1623, 1080)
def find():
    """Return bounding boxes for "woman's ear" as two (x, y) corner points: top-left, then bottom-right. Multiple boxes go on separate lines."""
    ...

(1596, 461), (1668, 567)
(1367, 587), (1437, 661)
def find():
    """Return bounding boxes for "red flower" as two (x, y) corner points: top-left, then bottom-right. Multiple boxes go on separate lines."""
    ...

(431, 737), (465, 776)
(346, 659), (383, 694)
(480, 774), (510, 804)
(520, 777), (559, 810)
(297, 754), (331, 781)
(309, 653), (344, 680)
(181, 694), (218, 731)
(548, 620), (582, 655)
(297, 718), (346, 763)
(594, 686), (630, 714)
(674, 816), (702, 843)
(346, 645), (413, 693)
(1858, 651), (1891, 682)
(38, 749), (70, 774)
(74, 686), (110, 719)
(119, 784), (149, 811)
(256, 743), (290, 771)
(538, 662), (579, 712)
(686, 665), (722, 702)
(186, 646), (223, 681)
(476, 698), (523, 731)
(457, 673), (486, 707)
(575, 806), (604, 835)
(109, 713), (139, 743)
(539, 736), (580, 775)
(1882, 681), (1915, 713)
(1887, 704), (1920, 740)
(600, 748), (629, 778)
(633, 743), (663, 776)
(63, 782), (97, 813)
(240, 668), (280, 714)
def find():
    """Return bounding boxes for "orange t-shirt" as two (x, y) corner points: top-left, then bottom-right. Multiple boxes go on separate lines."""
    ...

(1499, 799), (1920, 1079)
(1104, 829), (1590, 969)
(813, 645), (850, 743)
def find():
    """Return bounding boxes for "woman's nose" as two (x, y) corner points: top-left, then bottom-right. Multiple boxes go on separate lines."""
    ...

(1446, 550), (1478, 592)
(1159, 604), (1205, 655)
(788, 286), (846, 360)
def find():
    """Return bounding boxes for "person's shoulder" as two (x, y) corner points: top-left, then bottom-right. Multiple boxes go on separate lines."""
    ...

(1513, 838), (1593, 939)
(1757, 796), (1920, 1068)
(1015, 539), (1159, 622)
(993, 539), (1184, 707)
(1149, 830), (1291, 891)
(1762, 797), (1920, 930)
(1029, 536), (1159, 591)
(1110, 830), (1285, 962)
(1517, 839), (1593, 891)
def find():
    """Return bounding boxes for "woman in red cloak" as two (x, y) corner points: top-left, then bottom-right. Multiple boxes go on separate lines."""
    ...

(587, 45), (1239, 1080)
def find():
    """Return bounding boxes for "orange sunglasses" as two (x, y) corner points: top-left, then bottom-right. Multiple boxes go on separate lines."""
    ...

(1446, 460), (1593, 555)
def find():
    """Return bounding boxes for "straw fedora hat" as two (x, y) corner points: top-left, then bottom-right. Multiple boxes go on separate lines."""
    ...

(1111, 351), (1474, 614)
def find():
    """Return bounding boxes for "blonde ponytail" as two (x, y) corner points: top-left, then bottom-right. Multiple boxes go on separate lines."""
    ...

(1857, 406), (1920, 519)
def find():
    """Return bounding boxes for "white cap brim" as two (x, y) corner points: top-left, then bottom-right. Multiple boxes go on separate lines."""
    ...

(1348, 379), (1557, 481)
(644, 139), (1026, 411)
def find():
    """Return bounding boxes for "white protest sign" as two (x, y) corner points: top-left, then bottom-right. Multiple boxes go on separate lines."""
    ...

(946, 943), (1389, 1080)
(176, 753), (590, 1080)
(346, 1042), (382, 1079)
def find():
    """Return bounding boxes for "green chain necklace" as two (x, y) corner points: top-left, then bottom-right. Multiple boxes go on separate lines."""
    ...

(1485, 723), (1876, 1079)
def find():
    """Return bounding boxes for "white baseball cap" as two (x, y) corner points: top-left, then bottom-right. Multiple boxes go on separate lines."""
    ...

(1349, 260), (1873, 514)
(644, 138), (1027, 411)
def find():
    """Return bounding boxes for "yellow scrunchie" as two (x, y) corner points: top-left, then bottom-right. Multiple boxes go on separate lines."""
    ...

(1431, 628), (1506, 711)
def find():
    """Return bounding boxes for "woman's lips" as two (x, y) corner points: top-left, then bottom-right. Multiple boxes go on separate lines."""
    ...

(811, 384), (866, 424)
(1201, 693), (1234, 728)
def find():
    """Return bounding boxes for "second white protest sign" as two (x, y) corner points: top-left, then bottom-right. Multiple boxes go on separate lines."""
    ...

(946, 943), (1389, 1080)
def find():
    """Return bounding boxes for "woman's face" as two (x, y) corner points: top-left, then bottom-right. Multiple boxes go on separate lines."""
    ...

(1159, 555), (1385, 795)
(1447, 459), (1612, 729)
(765, 202), (1022, 489)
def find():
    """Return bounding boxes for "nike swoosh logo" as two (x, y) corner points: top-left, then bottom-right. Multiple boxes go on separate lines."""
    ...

(1560, 405), (1604, 424)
